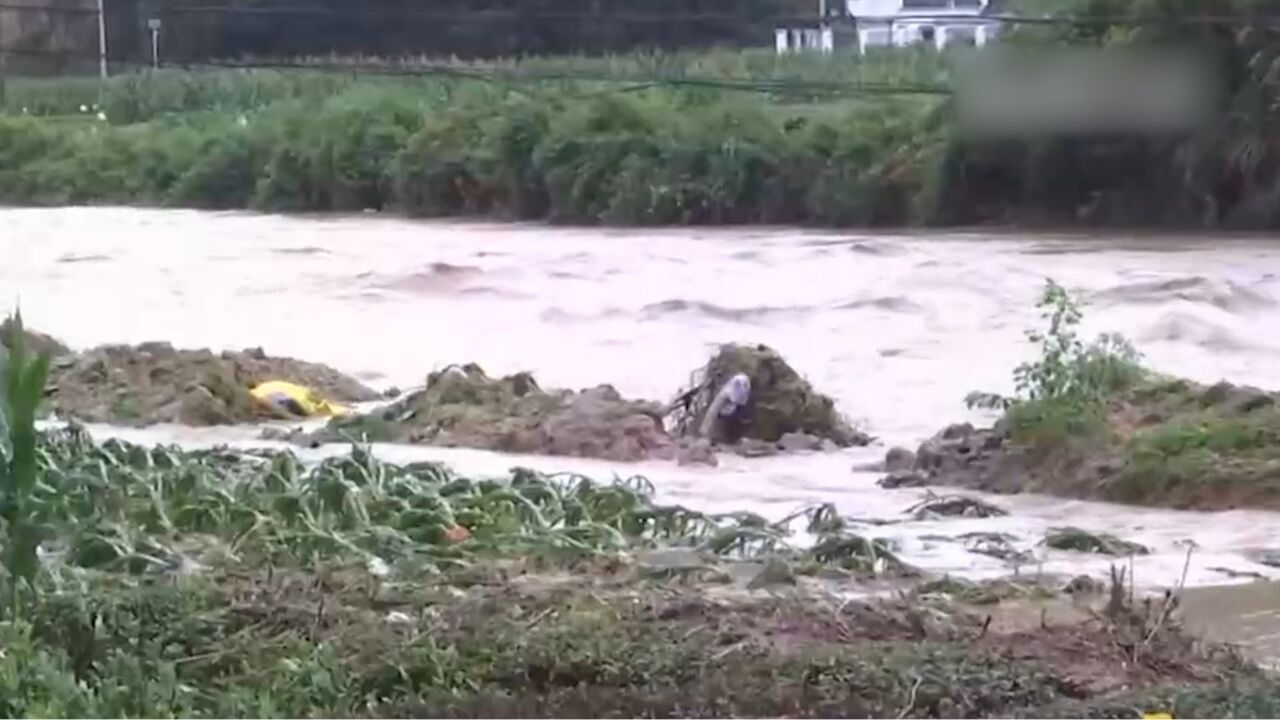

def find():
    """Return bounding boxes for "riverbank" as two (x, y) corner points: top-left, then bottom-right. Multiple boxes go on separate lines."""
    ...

(1, 1), (1278, 230)
(0, 52), (945, 226)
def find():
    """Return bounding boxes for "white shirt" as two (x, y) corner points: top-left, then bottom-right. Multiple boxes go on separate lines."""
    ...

(700, 373), (752, 437)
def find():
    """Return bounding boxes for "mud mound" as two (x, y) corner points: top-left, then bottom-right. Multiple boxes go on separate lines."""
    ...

(302, 363), (675, 462)
(47, 342), (379, 426)
(670, 343), (868, 447)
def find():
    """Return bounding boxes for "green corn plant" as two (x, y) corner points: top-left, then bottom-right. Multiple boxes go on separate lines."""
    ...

(0, 310), (53, 620)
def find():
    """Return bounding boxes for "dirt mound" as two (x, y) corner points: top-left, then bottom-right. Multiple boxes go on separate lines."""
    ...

(298, 363), (676, 462)
(46, 341), (379, 426)
(669, 343), (868, 448)
(891, 377), (1280, 511)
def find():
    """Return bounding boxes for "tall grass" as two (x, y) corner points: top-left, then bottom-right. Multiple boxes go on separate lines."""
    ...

(0, 65), (944, 222)
(0, 49), (948, 122)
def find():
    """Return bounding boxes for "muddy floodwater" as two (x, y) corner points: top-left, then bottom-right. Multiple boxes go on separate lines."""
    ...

(6, 208), (1280, 598)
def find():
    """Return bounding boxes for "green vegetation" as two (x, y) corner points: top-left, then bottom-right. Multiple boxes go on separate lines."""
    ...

(959, 279), (1280, 510)
(2, 0), (1278, 227)
(967, 279), (1145, 447)
(0, 51), (947, 225)
(1043, 527), (1149, 556)
(0, 311), (53, 622)
(1110, 380), (1280, 507)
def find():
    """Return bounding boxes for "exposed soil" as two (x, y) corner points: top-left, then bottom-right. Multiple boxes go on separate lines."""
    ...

(43, 339), (379, 426)
(887, 377), (1280, 512)
(290, 363), (677, 462)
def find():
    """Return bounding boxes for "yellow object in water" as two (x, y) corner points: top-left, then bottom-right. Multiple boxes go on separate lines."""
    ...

(250, 380), (351, 418)
(1143, 713), (1173, 720)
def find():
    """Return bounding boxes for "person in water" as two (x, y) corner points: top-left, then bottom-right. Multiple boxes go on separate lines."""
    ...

(699, 372), (752, 444)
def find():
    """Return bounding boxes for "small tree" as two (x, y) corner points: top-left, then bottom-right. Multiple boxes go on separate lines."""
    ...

(968, 279), (1143, 444)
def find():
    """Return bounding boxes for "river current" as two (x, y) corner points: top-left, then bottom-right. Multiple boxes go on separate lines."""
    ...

(5, 207), (1280, 593)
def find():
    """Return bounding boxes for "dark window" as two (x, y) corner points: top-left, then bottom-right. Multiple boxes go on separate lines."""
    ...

(920, 25), (936, 42)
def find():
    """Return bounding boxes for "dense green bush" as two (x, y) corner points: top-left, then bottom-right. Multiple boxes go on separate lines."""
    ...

(252, 92), (427, 212)
(0, 69), (942, 225)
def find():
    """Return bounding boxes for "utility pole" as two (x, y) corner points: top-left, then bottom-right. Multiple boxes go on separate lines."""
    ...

(96, 0), (108, 78)
(148, 17), (161, 69)
(818, 0), (832, 53)
(1, 9), (7, 107)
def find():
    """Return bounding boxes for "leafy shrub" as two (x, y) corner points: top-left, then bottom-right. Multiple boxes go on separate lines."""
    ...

(968, 279), (1144, 446)
(253, 93), (426, 212)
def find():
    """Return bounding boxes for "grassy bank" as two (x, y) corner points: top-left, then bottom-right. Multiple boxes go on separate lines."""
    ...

(0, 315), (1270, 717)
(2, 1), (1279, 228)
(916, 279), (1280, 511)
(0, 51), (947, 226)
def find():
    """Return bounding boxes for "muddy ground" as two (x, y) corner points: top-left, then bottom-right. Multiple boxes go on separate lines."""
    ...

(31, 336), (379, 426)
(288, 343), (868, 463)
(883, 377), (1280, 513)
(36, 553), (1269, 718)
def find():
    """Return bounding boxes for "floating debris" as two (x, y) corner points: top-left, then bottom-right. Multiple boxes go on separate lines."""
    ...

(878, 469), (930, 489)
(1043, 527), (1149, 556)
(959, 531), (1033, 564)
(1207, 566), (1267, 581)
(905, 493), (1008, 520)
(1063, 575), (1104, 595)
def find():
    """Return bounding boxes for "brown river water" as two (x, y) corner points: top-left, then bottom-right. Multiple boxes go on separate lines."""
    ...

(6, 208), (1280, 629)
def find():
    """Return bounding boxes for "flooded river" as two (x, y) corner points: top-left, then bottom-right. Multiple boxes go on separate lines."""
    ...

(5, 207), (1280, 595)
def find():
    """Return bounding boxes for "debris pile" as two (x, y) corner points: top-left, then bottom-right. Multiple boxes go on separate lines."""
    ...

(303, 363), (676, 462)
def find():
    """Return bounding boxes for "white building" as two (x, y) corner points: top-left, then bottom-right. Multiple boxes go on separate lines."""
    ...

(775, 25), (835, 54)
(775, 0), (1003, 55)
